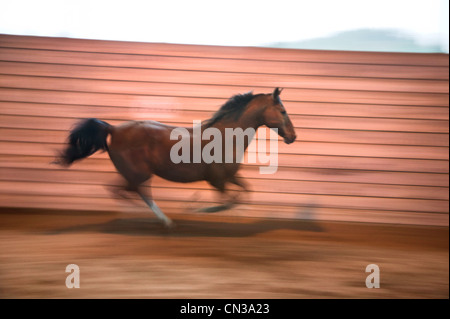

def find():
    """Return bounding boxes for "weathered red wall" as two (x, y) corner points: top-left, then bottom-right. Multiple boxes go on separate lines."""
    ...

(0, 34), (448, 225)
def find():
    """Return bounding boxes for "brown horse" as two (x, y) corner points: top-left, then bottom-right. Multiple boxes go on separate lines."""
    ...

(57, 88), (296, 227)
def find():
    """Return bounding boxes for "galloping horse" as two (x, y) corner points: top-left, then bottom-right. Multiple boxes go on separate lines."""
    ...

(57, 88), (296, 227)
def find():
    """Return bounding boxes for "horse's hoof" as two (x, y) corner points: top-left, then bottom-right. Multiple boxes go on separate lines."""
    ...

(164, 220), (176, 230)
(197, 204), (233, 213)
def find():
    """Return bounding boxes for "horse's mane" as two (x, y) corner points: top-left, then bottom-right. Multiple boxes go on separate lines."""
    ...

(203, 91), (260, 128)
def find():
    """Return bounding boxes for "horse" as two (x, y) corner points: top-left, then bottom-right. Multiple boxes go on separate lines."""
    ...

(56, 88), (296, 228)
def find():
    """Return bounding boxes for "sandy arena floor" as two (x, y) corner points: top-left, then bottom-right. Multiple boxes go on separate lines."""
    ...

(0, 208), (448, 299)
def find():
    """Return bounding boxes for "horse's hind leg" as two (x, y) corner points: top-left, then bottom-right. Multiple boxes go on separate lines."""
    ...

(105, 178), (136, 202)
(109, 150), (174, 228)
(136, 187), (174, 228)
(115, 178), (175, 228)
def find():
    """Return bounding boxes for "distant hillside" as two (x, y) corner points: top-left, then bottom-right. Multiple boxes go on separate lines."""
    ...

(267, 29), (443, 53)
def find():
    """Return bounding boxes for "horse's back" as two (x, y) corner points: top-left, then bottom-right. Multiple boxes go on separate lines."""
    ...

(107, 120), (206, 183)
(108, 120), (172, 148)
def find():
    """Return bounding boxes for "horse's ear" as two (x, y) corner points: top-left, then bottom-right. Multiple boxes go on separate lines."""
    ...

(273, 87), (283, 99)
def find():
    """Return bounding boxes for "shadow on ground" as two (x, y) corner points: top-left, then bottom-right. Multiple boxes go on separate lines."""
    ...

(47, 216), (325, 238)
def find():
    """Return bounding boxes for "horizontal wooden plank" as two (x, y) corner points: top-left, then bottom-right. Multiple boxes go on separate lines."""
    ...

(240, 167), (449, 187)
(1, 164), (447, 189)
(0, 137), (447, 160)
(2, 89), (448, 130)
(276, 141), (449, 159)
(1, 107), (448, 134)
(1, 193), (448, 226)
(2, 153), (447, 176)
(0, 180), (447, 214)
(275, 154), (449, 173)
(1, 34), (448, 66)
(1, 126), (448, 148)
(1, 125), (448, 150)
(292, 116), (449, 134)
(241, 177), (449, 201)
(298, 128), (449, 146)
(0, 165), (447, 201)
(1, 74), (448, 106)
(1, 97), (449, 121)
(0, 47), (448, 80)
(1, 61), (448, 94)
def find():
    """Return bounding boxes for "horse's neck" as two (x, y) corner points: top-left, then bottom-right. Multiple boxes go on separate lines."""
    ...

(208, 119), (260, 131)
(206, 107), (263, 131)
(202, 114), (262, 151)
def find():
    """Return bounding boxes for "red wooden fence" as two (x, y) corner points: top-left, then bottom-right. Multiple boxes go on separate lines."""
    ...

(0, 34), (448, 226)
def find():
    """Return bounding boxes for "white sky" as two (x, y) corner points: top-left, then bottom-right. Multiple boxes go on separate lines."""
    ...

(0, 0), (448, 52)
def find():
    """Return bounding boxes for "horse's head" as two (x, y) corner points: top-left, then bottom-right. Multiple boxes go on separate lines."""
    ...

(259, 88), (296, 144)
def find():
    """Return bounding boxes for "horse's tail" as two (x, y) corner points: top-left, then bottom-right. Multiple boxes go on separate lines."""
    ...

(56, 118), (112, 166)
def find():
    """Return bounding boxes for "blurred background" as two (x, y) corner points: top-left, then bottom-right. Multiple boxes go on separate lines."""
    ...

(0, 0), (448, 299)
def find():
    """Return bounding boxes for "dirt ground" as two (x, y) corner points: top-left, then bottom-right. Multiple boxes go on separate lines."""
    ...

(0, 207), (448, 299)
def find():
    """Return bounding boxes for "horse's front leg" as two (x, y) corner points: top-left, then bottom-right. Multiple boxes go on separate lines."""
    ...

(197, 190), (235, 213)
(198, 175), (246, 213)
(228, 174), (250, 203)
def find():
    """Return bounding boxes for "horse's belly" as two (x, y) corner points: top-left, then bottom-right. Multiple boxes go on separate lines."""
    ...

(153, 162), (206, 183)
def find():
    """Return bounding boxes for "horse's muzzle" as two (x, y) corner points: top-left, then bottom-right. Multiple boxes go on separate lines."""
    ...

(283, 134), (296, 144)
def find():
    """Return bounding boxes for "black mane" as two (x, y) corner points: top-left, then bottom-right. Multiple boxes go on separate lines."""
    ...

(203, 92), (259, 127)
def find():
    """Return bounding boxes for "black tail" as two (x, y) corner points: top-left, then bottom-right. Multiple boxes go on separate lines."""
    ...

(56, 118), (111, 166)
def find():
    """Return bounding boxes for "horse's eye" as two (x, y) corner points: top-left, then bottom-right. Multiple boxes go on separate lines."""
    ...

(281, 110), (286, 115)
